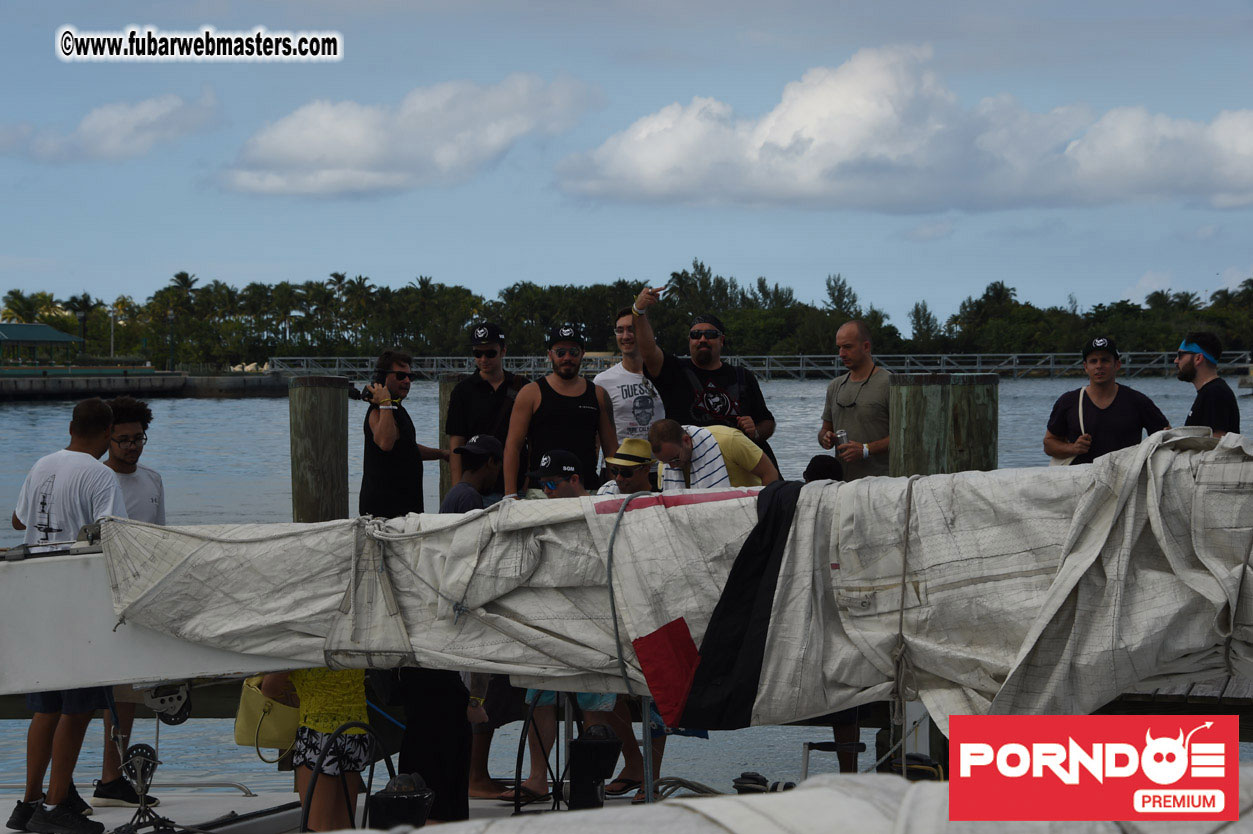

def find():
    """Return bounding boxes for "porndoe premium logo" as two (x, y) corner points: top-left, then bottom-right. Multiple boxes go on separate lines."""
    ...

(949, 715), (1237, 821)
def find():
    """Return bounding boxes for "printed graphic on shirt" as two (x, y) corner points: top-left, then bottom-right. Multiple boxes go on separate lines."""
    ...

(34, 475), (63, 542)
(694, 380), (739, 422)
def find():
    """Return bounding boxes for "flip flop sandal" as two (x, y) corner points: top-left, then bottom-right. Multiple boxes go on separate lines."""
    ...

(605, 778), (642, 797)
(495, 786), (551, 805)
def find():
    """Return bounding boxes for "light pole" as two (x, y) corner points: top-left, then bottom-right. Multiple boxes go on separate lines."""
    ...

(109, 310), (115, 359)
(166, 309), (175, 372)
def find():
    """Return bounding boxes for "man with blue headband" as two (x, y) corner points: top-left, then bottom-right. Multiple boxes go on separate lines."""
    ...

(1175, 331), (1240, 438)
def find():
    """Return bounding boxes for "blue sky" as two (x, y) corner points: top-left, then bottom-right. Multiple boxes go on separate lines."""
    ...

(2, 1), (1251, 337)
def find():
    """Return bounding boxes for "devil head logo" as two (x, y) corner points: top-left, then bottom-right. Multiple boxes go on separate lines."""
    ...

(1141, 728), (1188, 785)
(1093, 338), (1108, 347)
(475, 327), (487, 338)
(540, 454), (551, 469)
(561, 327), (573, 337)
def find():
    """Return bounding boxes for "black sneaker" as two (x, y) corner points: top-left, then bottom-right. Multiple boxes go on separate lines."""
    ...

(90, 778), (158, 809)
(6, 798), (42, 832)
(24, 803), (103, 834)
(60, 787), (90, 818)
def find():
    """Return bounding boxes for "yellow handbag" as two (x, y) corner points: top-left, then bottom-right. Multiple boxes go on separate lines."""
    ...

(233, 675), (299, 763)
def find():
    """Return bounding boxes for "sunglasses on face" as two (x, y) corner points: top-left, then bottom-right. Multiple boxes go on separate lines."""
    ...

(472, 349), (498, 359)
(689, 329), (721, 341)
(111, 433), (147, 448)
(552, 347), (582, 358)
(609, 465), (643, 477)
(388, 371), (416, 381)
(1175, 351), (1197, 360)
(540, 477), (570, 491)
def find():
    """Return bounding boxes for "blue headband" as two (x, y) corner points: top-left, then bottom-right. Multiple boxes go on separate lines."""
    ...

(1178, 340), (1218, 366)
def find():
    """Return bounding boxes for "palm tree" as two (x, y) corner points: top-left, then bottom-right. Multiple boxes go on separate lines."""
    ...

(2, 290), (36, 322)
(61, 292), (102, 347)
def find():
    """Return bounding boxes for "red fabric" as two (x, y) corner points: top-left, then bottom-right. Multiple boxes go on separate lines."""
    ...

(632, 617), (701, 727)
(593, 489), (757, 515)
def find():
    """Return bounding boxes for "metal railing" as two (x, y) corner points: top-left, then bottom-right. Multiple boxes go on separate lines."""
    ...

(269, 352), (1252, 382)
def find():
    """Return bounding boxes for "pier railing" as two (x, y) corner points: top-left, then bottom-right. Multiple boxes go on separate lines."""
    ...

(270, 351), (1251, 382)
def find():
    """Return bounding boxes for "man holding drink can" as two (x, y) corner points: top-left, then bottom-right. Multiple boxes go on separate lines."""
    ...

(818, 321), (891, 480)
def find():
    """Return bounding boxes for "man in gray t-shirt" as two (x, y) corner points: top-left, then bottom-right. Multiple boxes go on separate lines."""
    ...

(818, 320), (892, 480)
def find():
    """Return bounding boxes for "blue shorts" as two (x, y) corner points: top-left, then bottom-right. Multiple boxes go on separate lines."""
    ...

(524, 690), (617, 712)
(26, 686), (110, 715)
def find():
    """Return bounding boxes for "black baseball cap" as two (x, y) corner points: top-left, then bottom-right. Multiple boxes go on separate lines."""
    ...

(454, 434), (504, 459)
(692, 313), (727, 334)
(526, 449), (581, 481)
(545, 323), (585, 348)
(1082, 336), (1119, 359)
(469, 322), (506, 347)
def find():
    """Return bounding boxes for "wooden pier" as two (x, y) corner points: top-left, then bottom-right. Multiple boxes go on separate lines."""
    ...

(270, 351), (1253, 382)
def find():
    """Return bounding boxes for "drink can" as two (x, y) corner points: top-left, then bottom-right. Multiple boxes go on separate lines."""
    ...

(835, 429), (849, 447)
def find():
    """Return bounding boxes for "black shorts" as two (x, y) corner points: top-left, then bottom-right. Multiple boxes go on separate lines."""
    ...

(25, 686), (110, 715)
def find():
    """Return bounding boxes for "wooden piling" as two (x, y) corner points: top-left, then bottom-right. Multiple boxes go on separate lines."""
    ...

(289, 375), (350, 523)
(888, 373), (998, 477)
(437, 374), (459, 503)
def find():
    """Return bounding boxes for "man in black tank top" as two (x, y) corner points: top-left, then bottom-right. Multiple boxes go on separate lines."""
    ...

(503, 324), (618, 496)
(359, 348), (449, 517)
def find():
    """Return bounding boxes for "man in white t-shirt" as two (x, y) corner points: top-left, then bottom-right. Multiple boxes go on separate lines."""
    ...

(9, 399), (127, 834)
(593, 307), (666, 480)
(90, 396), (165, 810)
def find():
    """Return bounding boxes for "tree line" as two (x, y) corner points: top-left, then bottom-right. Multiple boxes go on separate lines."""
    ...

(3, 261), (1252, 367)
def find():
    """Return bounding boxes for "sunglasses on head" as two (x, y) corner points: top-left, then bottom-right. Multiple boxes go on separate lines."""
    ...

(388, 371), (416, 381)
(609, 465), (642, 477)
(689, 329), (721, 341)
(540, 477), (570, 491)
(472, 349), (498, 359)
(552, 347), (581, 358)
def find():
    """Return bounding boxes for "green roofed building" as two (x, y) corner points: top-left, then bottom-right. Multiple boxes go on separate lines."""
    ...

(0, 322), (83, 363)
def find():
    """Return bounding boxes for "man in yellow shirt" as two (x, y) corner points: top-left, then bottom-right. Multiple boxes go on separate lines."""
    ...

(648, 419), (779, 490)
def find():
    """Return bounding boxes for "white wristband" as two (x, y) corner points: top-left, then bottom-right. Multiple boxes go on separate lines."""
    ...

(862, 443), (870, 460)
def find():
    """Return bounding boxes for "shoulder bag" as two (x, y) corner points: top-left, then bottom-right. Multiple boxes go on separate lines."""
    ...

(233, 675), (299, 763)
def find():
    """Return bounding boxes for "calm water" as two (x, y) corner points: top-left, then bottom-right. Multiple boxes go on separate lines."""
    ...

(1, 377), (1247, 788)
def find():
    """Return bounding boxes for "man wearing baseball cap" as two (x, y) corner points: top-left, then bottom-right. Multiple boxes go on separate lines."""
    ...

(1175, 331), (1240, 438)
(446, 322), (528, 503)
(1044, 336), (1169, 465)
(504, 324), (617, 497)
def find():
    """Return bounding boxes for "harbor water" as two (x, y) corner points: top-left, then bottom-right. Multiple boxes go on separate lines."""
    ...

(1, 376), (1247, 790)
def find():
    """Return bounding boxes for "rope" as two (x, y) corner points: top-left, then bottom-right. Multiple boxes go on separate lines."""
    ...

(890, 475), (922, 777)
(605, 491), (656, 696)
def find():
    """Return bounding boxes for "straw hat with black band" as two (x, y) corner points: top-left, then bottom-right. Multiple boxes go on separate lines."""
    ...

(605, 438), (654, 468)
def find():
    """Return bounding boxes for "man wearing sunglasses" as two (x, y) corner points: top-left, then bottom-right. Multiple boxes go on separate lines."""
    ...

(1175, 331), (1240, 438)
(818, 321), (891, 480)
(446, 322), (529, 502)
(595, 439), (657, 496)
(503, 324), (618, 497)
(631, 287), (777, 471)
(1044, 337), (1169, 466)
(360, 348), (449, 518)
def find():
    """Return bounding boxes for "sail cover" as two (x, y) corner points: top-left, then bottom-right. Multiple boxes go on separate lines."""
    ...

(101, 429), (1253, 734)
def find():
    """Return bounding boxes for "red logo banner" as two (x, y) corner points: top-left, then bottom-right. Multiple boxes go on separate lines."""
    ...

(949, 715), (1238, 821)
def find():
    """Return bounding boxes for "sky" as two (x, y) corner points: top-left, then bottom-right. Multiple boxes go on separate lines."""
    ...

(2, 1), (1252, 337)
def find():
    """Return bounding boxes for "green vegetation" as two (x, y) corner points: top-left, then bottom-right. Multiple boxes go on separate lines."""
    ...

(3, 263), (1251, 366)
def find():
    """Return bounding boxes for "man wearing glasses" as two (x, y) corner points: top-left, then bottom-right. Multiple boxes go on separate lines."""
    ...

(1174, 331), (1240, 438)
(360, 348), (448, 517)
(446, 322), (529, 503)
(818, 321), (891, 480)
(630, 288), (778, 470)
(503, 325), (617, 497)
(595, 439), (657, 496)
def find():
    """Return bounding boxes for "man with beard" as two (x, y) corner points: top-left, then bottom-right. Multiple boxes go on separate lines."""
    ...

(1174, 331), (1240, 438)
(817, 320), (891, 480)
(446, 322), (528, 503)
(593, 308), (665, 467)
(359, 348), (448, 517)
(630, 287), (778, 470)
(1044, 337), (1169, 465)
(503, 325), (617, 496)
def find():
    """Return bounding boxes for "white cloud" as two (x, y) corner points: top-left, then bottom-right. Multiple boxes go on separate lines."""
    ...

(1122, 270), (1173, 302)
(225, 74), (597, 196)
(0, 90), (218, 162)
(558, 45), (1253, 212)
(904, 220), (954, 241)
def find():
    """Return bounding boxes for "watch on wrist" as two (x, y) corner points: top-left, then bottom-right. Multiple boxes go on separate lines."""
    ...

(862, 443), (870, 460)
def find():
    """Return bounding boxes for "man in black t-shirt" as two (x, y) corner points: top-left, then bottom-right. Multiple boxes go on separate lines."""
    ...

(630, 286), (778, 468)
(445, 322), (528, 502)
(1174, 331), (1240, 438)
(1044, 337), (1170, 466)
